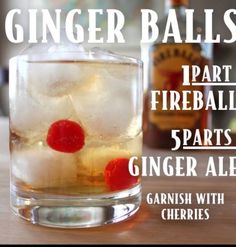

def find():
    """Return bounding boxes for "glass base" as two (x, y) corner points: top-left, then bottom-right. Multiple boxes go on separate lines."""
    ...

(10, 184), (141, 228)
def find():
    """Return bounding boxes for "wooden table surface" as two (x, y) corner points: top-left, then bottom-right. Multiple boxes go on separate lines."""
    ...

(1, 117), (236, 244)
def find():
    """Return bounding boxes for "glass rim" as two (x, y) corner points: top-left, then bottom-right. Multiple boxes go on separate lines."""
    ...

(10, 51), (143, 66)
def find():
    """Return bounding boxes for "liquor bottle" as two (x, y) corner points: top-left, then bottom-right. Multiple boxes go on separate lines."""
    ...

(142, 0), (213, 149)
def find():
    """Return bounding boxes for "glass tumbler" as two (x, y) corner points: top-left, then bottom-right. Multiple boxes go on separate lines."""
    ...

(9, 50), (143, 228)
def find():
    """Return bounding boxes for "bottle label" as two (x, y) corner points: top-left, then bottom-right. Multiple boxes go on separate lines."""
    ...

(149, 43), (207, 130)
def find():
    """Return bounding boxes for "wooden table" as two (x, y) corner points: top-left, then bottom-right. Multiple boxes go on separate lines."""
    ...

(1, 117), (236, 244)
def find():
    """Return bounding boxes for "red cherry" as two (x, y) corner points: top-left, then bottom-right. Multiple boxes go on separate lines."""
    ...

(104, 158), (138, 191)
(47, 119), (85, 153)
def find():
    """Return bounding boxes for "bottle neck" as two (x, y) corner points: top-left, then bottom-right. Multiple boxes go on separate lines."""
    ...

(165, 0), (188, 16)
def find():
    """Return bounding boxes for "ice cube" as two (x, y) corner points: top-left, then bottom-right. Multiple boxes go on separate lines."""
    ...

(77, 145), (131, 175)
(10, 87), (74, 137)
(27, 62), (84, 97)
(20, 29), (88, 97)
(123, 132), (143, 155)
(70, 63), (142, 138)
(12, 146), (78, 188)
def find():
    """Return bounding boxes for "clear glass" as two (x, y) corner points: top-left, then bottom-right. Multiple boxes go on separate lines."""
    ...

(9, 51), (143, 228)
